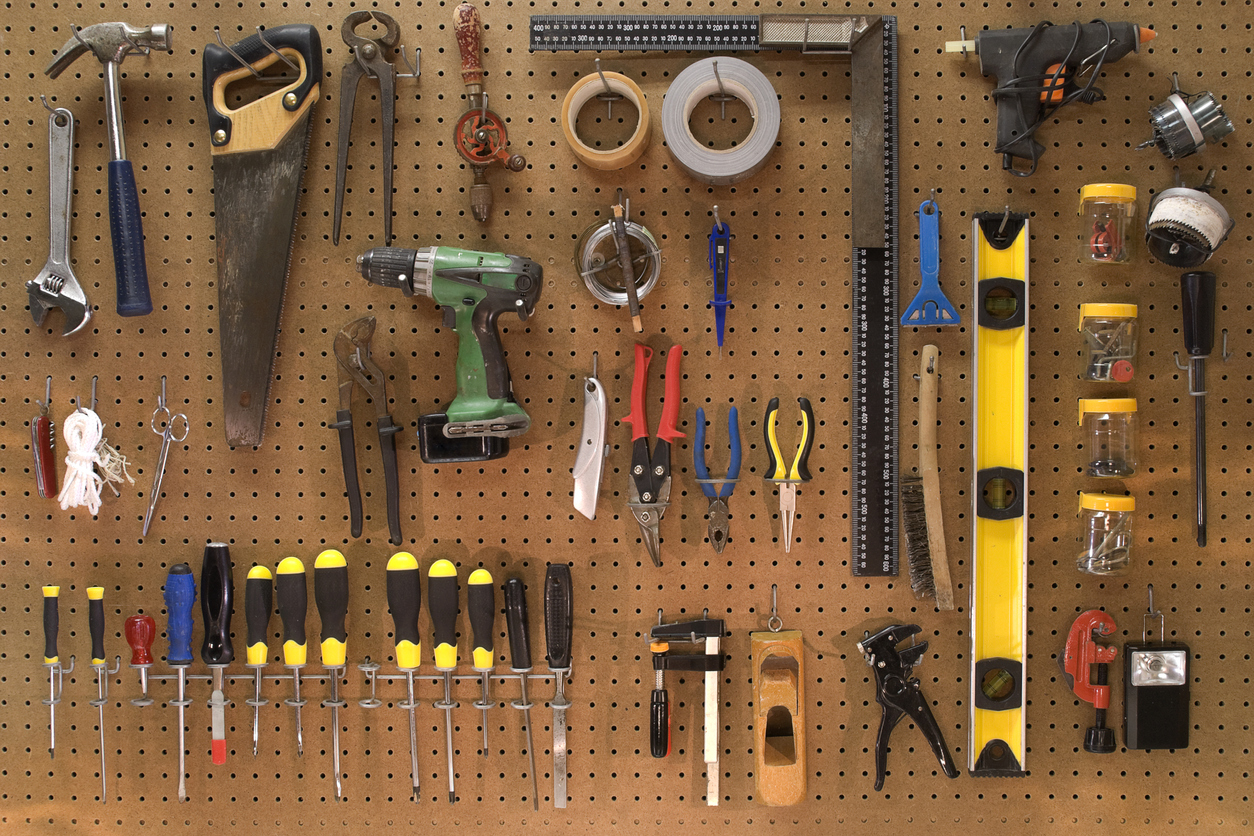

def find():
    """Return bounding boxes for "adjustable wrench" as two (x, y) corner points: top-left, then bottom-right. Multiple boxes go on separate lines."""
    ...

(26, 103), (91, 335)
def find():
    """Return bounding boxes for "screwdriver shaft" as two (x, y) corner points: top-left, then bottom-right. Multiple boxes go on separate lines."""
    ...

(518, 670), (540, 811)
(289, 669), (305, 757)
(1193, 357), (1208, 547)
(48, 673), (57, 759)
(479, 672), (491, 753)
(405, 670), (420, 802)
(441, 672), (456, 803)
(252, 669), (263, 757)
(96, 673), (107, 803)
(328, 670), (344, 801)
(177, 669), (188, 803)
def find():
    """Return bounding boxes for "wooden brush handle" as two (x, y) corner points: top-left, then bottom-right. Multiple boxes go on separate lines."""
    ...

(918, 345), (956, 611)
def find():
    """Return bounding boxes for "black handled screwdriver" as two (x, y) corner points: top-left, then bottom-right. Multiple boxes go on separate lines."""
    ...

(42, 584), (70, 759)
(468, 568), (496, 756)
(200, 543), (235, 765)
(429, 559), (460, 803)
(504, 577), (540, 810)
(276, 556), (308, 757)
(244, 565), (273, 757)
(1180, 271), (1219, 547)
(544, 565), (574, 809)
(88, 586), (112, 803)
(315, 549), (349, 801)
(386, 551), (422, 803)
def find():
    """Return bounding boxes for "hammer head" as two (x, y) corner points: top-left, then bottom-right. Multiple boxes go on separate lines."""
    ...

(45, 22), (173, 77)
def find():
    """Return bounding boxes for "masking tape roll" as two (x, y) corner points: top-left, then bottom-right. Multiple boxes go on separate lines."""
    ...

(562, 71), (651, 171)
(661, 57), (780, 186)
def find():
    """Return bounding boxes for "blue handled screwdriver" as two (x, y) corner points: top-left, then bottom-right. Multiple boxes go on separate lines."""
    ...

(164, 563), (197, 803)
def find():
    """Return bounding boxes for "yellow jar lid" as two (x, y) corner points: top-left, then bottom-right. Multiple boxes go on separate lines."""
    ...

(1078, 302), (1138, 330)
(1079, 491), (1136, 512)
(1078, 183), (1138, 212)
(1078, 397), (1137, 424)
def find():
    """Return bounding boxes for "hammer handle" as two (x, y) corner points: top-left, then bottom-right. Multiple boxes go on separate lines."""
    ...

(108, 160), (153, 316)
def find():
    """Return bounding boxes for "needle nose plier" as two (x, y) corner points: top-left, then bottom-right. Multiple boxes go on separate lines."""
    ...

(333, 11), (419, 246)
(694, 406), (741, 553)
(763, 397), (815, 553)
(622, 343), (683, 567)
(332, 315), (403, 545)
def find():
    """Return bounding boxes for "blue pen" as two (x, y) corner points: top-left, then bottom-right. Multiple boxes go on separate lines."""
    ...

(708, 210), (732, 355)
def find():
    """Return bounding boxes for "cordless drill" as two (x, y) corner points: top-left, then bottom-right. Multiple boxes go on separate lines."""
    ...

(946, 21), (1155, 175)
(357, 246), (542, 463)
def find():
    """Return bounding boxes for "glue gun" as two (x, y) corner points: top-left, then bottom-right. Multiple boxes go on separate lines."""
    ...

(946, 21), (1155, 175)
(357, 245), (542, 463)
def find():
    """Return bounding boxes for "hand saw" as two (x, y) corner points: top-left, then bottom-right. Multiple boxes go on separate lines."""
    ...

(204, 25), (322, 447)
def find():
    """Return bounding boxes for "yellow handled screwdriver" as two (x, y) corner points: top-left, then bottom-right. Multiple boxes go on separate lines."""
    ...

(429, 559), (460, 803)
(315, 549), (349, 801)
(276, 557), (308, 757)
(386, 551), (422, 803)
(468, 568), (496, 756)
(244, 566), (273, 757)
(87, 585), (116, 803)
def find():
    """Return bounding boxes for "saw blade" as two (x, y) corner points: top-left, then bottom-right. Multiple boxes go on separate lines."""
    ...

(214, 114), (314, 447)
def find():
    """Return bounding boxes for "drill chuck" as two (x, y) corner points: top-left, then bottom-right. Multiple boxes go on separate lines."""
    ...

(356, 247), (435, 298)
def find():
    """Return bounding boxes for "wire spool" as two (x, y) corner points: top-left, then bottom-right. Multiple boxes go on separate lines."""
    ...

(1146, 183), (1234, 268)
(660, 57), (780, 185)
(562, 71), (651, 170)
(576, 217), (662, 305)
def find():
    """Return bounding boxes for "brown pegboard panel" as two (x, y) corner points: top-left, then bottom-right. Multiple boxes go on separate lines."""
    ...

(1, 0), (1251, 832)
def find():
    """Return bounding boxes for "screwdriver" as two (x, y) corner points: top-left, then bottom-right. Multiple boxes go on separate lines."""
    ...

(429, 558), (460, 804)
(503, 577), (540, 811)
(42, 584), (71, 759)
(544, 565), (574, 809)
(468, 569), (496, 756)
(386, 551), (422, 803)
(124, 614), (156, 706)
(163, 563), (197, 803)
(88, 586), (112, 803)
(1179, 271), (1220, 547)
(276, 556), (308, 757)
(200, 543), (235, 765)
(315, 549), (349, 801)
(244, 565), (273, 757)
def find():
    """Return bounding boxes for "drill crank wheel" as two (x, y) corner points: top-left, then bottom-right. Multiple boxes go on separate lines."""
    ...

(454, 108), (524, 168)
(576, 218), (662, 306)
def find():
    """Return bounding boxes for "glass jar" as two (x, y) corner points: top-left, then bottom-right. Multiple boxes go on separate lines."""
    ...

(1078, 398), (1138, 478)
(1077, 491), (1135, 576)
(1079, 303), (1138, 383)
(1079, 183), (1137, 265)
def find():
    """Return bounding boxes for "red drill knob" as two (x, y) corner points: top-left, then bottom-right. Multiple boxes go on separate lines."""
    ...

(125, 614), (156, 666)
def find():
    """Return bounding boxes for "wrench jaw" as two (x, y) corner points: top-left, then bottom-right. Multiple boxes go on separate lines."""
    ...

(26, 268), (91, 336)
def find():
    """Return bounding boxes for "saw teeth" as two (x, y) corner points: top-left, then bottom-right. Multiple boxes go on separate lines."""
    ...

(1148, 218), (1211, 246)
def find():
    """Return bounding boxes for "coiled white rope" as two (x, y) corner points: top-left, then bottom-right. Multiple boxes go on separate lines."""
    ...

(57, 408), (133, 515)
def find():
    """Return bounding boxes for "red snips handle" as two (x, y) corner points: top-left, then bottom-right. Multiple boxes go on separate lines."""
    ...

(621, 343), (653, 441)
(656, 346), (684, 444)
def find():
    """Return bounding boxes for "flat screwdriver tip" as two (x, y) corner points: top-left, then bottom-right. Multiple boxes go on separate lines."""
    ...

(448, 790), (455, 804)
(413, 788), (420, 803)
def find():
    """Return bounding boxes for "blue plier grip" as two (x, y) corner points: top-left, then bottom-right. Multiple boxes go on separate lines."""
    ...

(694, 406), (741, 499)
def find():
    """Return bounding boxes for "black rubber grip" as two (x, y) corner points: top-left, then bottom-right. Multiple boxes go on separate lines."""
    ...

(245, 571), (273, 652)
(89, 592), (105, 664)
(503, 577), (532, 670)
(468, 572), (495, 662)
(428, 567), (460, 667)
(387, 561), (422, 650)
(1181, 271), (1217, 357)
(331, 409), (362, 538)
(315, 561), (349, 645)
(763, 397), (782, 476)
(276, 565), (307, 650)
(203, 24), (322, 145)
(795, 397), (816, 483)
(43, 591), (59, 661)
(544, 564), (573, 670)
(650, 689), (670, 758)
(108, 160), (153, 317)
(200, 543), (235, 667)
(378, 414), (403, 546)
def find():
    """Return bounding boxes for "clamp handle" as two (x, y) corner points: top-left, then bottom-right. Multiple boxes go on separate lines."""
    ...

(454, 2), (484, 91)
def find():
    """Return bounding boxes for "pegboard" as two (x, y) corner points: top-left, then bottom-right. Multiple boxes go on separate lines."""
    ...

(2, 0), (1251, 832)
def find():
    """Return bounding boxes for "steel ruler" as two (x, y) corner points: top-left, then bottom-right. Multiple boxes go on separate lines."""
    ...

(529, 14), (871, 53)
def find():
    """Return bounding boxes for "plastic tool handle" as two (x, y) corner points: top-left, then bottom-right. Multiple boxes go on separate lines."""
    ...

(544, 564), (573, 670)
(125, 614), (156, 666)
(88, 587), (106, 665)
(454, 2), (484, 89)
(621, 343), (653, 442)
(919, 199), (940, 284)
(245, 566), (273, 666)
(693, 407), (714, 493)
(314, 550), (349, 667)
(428, 559), (460, 672)
(276, 557), (308, 667)
(655, 346), (685, 444)
(790, 397), (815, 483)
(468, 569), (495, 672)
(503, 577), (532, 670)
(378, 415), (403, 546)
(763, 397), (786, 480)
(386, 552), (422, 670)
(1181, 271), (1217, 357)
(203, 24), (323, 142)
(164, 564), (197, 666)
(42, 586), (59, 664)
(108, 160), (153, 317)
(333, 409), (362, 538)
(200, 543), (236, 667)
(650, 688), (670, 758)
(725, 407), (743, 491)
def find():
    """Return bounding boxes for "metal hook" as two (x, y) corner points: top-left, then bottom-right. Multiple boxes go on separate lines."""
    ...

(70, 24), (91, 52)
(1221, 329), (1232, 362)
(927, 353), (936, 374)
(122, 32), (153, 58)
(215, 28), (265, 79)
(395, 45), (421, 80)
(713, 204), (721, 230)
(768, 584), (783, 632)
(591, 351), (599, 380)
(709, 60), (735, 120)
(593, 58), (623, 119)
(39, 375), (52, 411)
(656, 608), (663, 626)
(39, 95), (57, 115)
(959, 25), (968, 57)
(998, 205), (1011, 236)
(256, 26), (301, 75)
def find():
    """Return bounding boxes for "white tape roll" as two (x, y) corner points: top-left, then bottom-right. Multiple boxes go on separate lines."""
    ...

(562, 71), (651, 171)
(660, 57), (780, 186)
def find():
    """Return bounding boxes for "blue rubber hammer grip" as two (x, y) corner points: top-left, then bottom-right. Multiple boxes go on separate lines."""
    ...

(164, 563), (197, 666)
(108, 159), (154, 317)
